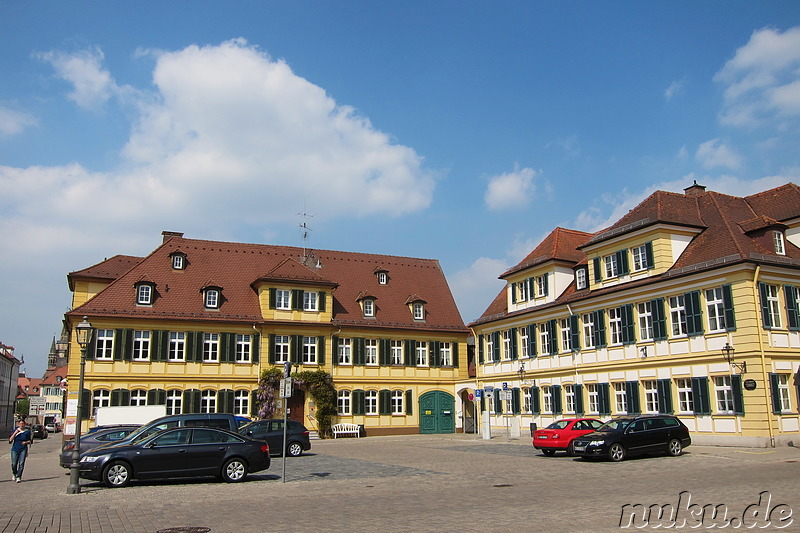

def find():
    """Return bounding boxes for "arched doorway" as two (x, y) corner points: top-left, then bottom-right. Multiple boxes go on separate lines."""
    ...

(460, 389), (476, 434)
(287, 390), (305, 424)
(419, 391), (455, 434)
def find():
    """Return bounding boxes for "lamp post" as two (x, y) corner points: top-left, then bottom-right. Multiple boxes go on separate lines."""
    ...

(518, 362), (525, 383)
(67, 316), (93, 495)
(722, 342), (746, 374)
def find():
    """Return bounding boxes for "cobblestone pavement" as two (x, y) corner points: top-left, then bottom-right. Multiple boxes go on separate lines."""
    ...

(2, 432), (799, 532)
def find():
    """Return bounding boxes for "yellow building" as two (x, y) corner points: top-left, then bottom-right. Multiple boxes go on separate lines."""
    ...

(64, 232), (469, 436)
(469, 182), (800, 447)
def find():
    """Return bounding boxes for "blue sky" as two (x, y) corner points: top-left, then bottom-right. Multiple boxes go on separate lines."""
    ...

(2, 1), (800, 377)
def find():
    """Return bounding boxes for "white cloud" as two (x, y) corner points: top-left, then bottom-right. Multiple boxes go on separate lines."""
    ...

(484, 167), (538, 210)
(449, 257), (508, 323)
(696, 138), (743, 170)
(37, 47), (119, 109)
(0, 105), (36, 137)
(714, 26), (800, 127)
(664, 79), (685, 101)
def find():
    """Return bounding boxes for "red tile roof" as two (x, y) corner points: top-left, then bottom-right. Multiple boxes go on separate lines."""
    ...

(68, 255), (143, 290)
(501, 227), (592, 279)
(68, 235), (467, 333)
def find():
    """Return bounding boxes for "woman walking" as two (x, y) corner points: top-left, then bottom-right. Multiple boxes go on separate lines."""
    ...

(9, 419), (32, 483)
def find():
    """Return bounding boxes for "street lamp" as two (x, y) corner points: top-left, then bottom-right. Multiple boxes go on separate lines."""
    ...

(67, 316), (93, 495)
(518, 362), (525, 382)
(722, 342), (746, 374)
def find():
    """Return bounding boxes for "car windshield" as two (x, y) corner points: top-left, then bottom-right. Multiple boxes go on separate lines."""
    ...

(545, 420), (570, 430)
(597, 419), (632, 432)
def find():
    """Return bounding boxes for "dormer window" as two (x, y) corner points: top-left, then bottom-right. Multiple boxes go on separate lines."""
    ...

(413, 302), (424, 320)
(575, 268), (587, 290)
(363, 299), (375, 317)
(201, 285), (222, 309)
(774, 231), (786, 255)
(374, 268), (389, 285)
(135, 282), (155, 305)
(170, 252), (187, 270)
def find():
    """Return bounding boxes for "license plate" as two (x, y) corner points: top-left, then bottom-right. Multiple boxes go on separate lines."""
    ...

(537, 435), (548, 439)
(573, 445), (586, 452)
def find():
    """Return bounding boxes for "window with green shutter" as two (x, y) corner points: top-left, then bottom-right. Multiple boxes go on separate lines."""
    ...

(625, 381), (640, 414)
(657, 379), (673, 414)
(551, 384), (563, 414)
(685, 291), (704, 336)
(785, 286), (800, 330)
(690, 377), (711, 415)
(598, 383), (611, 416)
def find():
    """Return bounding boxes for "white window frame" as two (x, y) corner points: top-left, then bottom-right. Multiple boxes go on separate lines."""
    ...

(413, 302), (424, 320)
(303, 291), (318, 311)
(302, 336), (317, 364)
(365, 390), (378, 415)
(200, 390), (217, 413)
(204, 289), (219, 309)
(643, 380), (658, 413)
(632, 244), (648, 272)
(390, 340), (403, 365)
(377, 272), (388, 285)
(517, 280), (529, 302)
(582, 313), (596, 349)
(363, 299), (375, 317)
(166, 390), (182, 415)
(638, 301), (654, 341)
(502, 330), (512, 361)
(130, 389), (147, 406)
(765, 284), (782, 328)
(539, 324), (550, 355)
(168, 332), (185, 361)
(92, 389), (111, 414)
(391, 390), (404, 415)
(669, 296), (687, 337)
(576, 268), (587, 290)
(609, 307), (623, 345)
(604, 254), (619, 278)
(415, 342), (428, 367)
(94, 329), (114, 360)
(365, 338), (378, 366)
(776, 374), (792, 412)
(337, 338), (352, 365)
(774, 231), (786, 255)
(560, 319), (572, 352)
(523, 387), (532, 413)
(275, 289), (291, 310)
(676, 379), (693, 414)
(203, 333), (219, 362)
(520, 327), (530, 358)
(137, 284), (152, 305)
(235, 334), (251, 363)
(275, 335), (290, 364)
(234, 390), (249, 416)
(172, 255), (184, 270)
(542, 386), (553, 414)
(706, 288), (727, 333)
(564, 384), (576, 414)
(714, 376), (734, 414)
(440, 342), (452, 366)
(133, 330), (150, 361)
(486, 335), (494, 359)
(536, 275), (547, 298)
(337, 390), (352, 415)
(614, 383), (627, 414)
(586, 384), (599, 414)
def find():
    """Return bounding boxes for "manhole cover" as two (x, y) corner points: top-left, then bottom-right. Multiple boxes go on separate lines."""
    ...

(157, 528), (211, 533)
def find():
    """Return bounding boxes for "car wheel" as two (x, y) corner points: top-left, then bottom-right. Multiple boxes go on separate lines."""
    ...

(567, 441), (576, 457)
(608, 443), (626, 462)
(222, 458), (248, 482)
(287, 442), (303, 457)
(541, 449), (556, 456)
(103, 461), (131, 488)
(667, 439), (683, 457)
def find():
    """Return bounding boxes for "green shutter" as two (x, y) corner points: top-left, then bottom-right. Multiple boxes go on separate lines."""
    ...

(759, 282), (772, 329)
(80, 389), (91, 419)
(769, 373), (782, 415)
(722, 284), (736, 331)
(113, 329), (126, 361)
(548, 320), (558, 355)
(625, 381), (640, 414)
(269, 288), (277, 309)
(594, 309), (606, 348)
(528, 324), (537, 357)
(111, 388), (130, 406)
(542, 273), (549, 297)
(570, 315), (580, 352)
(622, 304), (636, 345)
(429, 341), (439, 367)
(147, 389), (166, 405)
(319, 291), (326, 311)
(685, 291), (704, 336)
(691, 377), (711, 415)
(252, 334), (260, 364)
(452, 341), (460, 367)
(405, 340), (414, 366)
(732, 374), (745, 415)
(652, 298), (667, 341)
(251, 390), (260, 418)
(657, 379), (673, 414)
(405, 390), (413, 415)
(574, 384), (584, 415)
(593, 257), (602, 282)
(645, 241), (655, 269)
(510, 328), (518, 360)
(512, 388), (521, 415)
(292, 289), (303, 310)
(531, 386), (540, 414)
(511, 283), (517, 303)
(268, 334), (276, 364)
(331, 336), (338, 366)
(352, 389), (365, 416)
(379, 389), (391, 415)
(616, 249), (630, 275)
(478, 334), (484, 364)
(598, 383), (611, 416)
(218, 389), (235, 414)
(291, 335), (302, 364)
(551, 384), (562, 415)
(492, 331), (501, 362)
(785, 286), (799, 330)
(317, 336), (325, 365)
(123, 329), (134, 361)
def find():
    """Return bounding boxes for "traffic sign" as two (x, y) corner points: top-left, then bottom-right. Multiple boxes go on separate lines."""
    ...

(280, 378), (293, 398)
(502, 382), (509, 391)
(475, 389), (482, 399)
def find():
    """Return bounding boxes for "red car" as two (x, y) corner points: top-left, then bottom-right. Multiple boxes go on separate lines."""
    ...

(533, 418), (603, 456)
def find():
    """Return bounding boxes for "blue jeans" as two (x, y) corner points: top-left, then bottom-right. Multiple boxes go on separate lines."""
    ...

(10, 447), (28, 479)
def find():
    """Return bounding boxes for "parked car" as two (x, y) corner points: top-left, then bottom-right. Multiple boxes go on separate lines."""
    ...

(45, 421), (61, 433)
(60, 425), (141, 468)
(31, 424), (48, 439)
(92, 413), (241, 452)
(239, 419), (311, 457)
(78, 426), (271, 487)
(86, 423), (143, 435)
(571, 414), (691, 462)
(532, 418), (603, 456)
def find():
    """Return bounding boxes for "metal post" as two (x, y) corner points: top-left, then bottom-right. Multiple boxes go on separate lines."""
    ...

(67, 344), (87, 494)
(282, 400), (288, 483)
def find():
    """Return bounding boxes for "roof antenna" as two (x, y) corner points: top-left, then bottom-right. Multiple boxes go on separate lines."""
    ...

(298, 204), (314, 264)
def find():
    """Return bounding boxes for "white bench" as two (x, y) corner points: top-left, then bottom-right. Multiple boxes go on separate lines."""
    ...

(331, 423), (361, 438)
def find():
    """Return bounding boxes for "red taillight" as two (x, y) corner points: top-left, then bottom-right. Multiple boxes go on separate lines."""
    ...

(63, 441), (75, 451)
(261, 444), (270, 454)
(302, 431), (309, 436)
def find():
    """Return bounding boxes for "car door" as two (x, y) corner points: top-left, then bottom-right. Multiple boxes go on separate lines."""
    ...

(135, 428), (192, 477)
(623, 419), (651, 455)
(266, 420), (286, 452)
(187, 429), (236, 475)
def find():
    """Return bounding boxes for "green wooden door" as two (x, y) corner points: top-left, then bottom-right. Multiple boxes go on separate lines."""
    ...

(419, 391), (455, 434)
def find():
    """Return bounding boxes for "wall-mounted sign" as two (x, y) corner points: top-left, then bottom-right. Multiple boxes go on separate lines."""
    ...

(744, 379), (757, 391)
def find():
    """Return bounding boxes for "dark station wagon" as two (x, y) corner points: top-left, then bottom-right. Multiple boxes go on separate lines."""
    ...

(571, 414), (691, 462)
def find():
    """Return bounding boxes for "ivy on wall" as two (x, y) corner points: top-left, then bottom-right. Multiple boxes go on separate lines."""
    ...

(255, 367), (337, 438)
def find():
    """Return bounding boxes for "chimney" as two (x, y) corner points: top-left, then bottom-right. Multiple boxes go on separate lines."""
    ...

(162, 231), (184, 243)
(684, 180), (707, 197)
